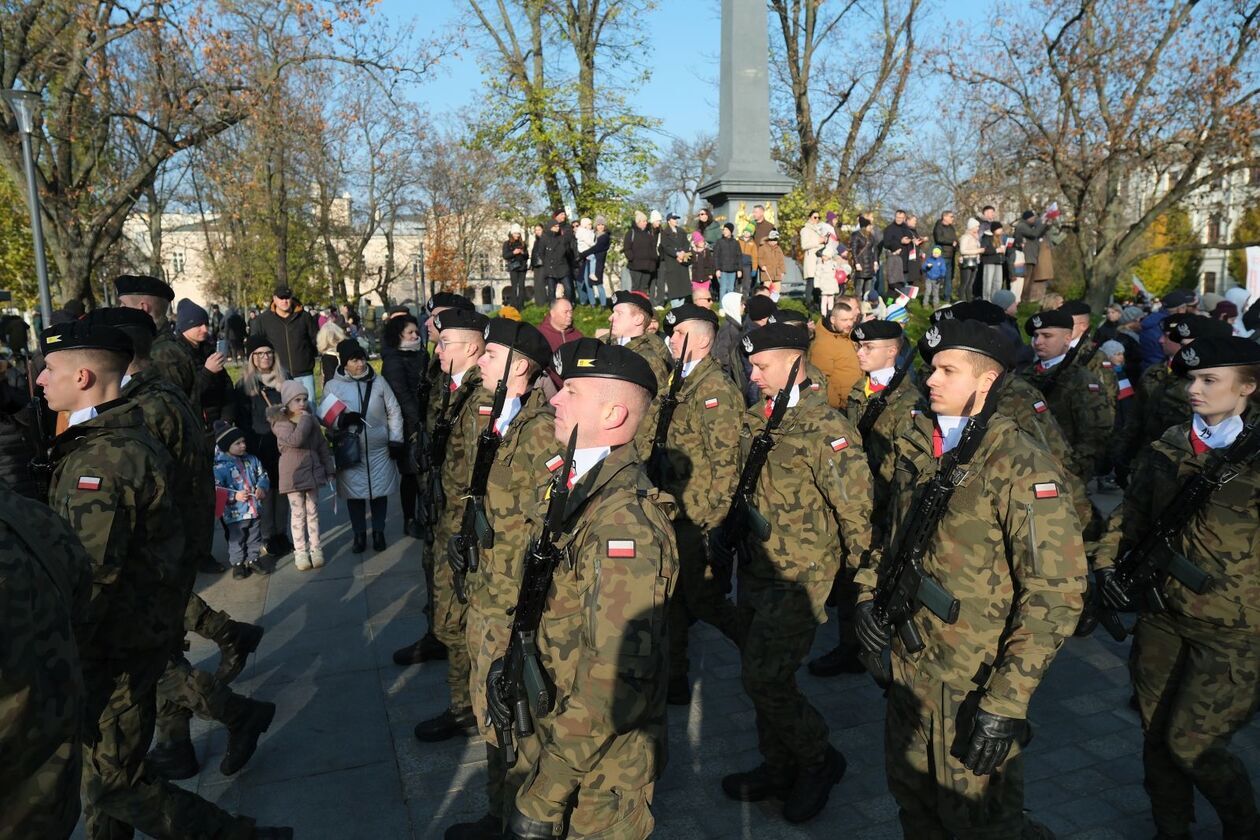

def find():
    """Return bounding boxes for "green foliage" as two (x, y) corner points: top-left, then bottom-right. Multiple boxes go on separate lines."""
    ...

(1133, 207), (1200, 298)
(1229, 203), (1260, 286)
(0, 171), (52, 309)
(774, 186), (853, 260)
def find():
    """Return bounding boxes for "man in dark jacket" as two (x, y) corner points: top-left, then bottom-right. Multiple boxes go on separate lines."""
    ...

(932, 211), (958, 300)
(176, 300), (234, 432)
(250, 285), (319, 400)
(657, 213), (693, 305)
(881, 210), (913, 291)
(539, 217), (575, 303)
(623, 211), (660, 295)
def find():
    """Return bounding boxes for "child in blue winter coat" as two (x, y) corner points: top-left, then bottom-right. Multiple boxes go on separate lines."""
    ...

(921, 246), (949, 308)
(214, 421), (271, 579)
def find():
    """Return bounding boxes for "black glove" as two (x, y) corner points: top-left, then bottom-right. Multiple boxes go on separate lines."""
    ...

(388, 441), (405, 461)
(1098, 567), (1131, 611)
(854, 600), (890, 656)
(706, 528), (737, 573)
(446, 534), (468, 575)
(961, 709), (1020, 776)
(485, 657), (513, 732)
(1073, 574), (1100, 637)
(338, 411), (364, 431)
(506, 803), (561, 839)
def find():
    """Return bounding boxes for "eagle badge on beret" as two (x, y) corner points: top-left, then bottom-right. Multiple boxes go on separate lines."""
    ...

(553, 351), (563, 375)
(1181, 347), (1199, 367)
(433, 315), (444, 331)
(484, 324), (491, 339)
(665, 311), (676, 325)
(1177, 322), (1191, 337)
(1031, 315), (1043, 329)
(742, 335), (753, 353)
(925, 327), (941, 348)
(852, 326), (866, 341)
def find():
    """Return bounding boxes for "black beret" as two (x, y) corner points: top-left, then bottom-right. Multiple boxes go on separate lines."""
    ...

(553, 337), (658, 397)
(612, 289), (655, 320)
(746, 296), (777, 321)
(1161, 289), (1196, 308)
(1173, 336), (1260, 375)
(929, 305), (959, 326)
(40, 321), (134, 359)
(82, 306), (157, 337)
(432, 308), (489, 334)
(742, 322), (810, 355)
(426, 292), (474, 313)
(663, 303), (718, 334)
(952, 300), (1006, 327)
(337, 338), (368, 367)
(245, 334), (274, 354)
(1058, 300), (1092, 317)
(770, 308), (808, 326)
(1163, 313), (1233, 343)
(484, 318), (552, 370)
(919, 319), (1015, 370)
(113, 274), (174, 301)
(850, 320), (903, 342)
(1024, 309), (1074, 335)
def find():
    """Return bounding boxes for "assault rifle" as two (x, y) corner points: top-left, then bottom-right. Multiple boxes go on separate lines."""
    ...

(23, 353), (54, 495)
(1099, 412), (1260, 639)
(856, 356), (912, 438)
(450, 345), (515, 604)
(647, 333), (688, 485)
(710, 355), (802, 563)
(858, 376), (1005, 688)
(486, 425), (579, 767)
(422, 364), (474, 532)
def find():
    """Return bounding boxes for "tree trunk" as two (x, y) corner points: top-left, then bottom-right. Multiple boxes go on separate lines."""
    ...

(145, 184), (164, 278)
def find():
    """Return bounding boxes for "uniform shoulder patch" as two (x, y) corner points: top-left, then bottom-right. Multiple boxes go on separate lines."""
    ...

(1087, 383), (1100, 393)
(829, 436), (849, 452)
(1033, 481), (1059, 499)
(704, 397), (719, 409)
(77, 475), (103, 491)
(545, 455), (564, 472)
(607, 539), (635, 558)
(478, 405), (493, 416)
(809, 382), (820, 391)
(1032, 400), (1049, 414)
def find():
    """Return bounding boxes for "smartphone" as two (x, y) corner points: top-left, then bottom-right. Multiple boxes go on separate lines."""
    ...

(216, 338), (229, 356)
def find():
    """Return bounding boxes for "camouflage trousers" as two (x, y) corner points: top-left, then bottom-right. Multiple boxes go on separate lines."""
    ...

(1132, 611), (1260, 838)
(431, 523), (471, 711)
(885, 657), (1027, 840)
(0, 700), (81, 840)
(154, 593), (235, 744)
(80, 655), (253, 840)
(466, 604), (541, 820)
(515, 769), (655, 840)
(667, 521), (740, 681)
(737, 575), (832, 769)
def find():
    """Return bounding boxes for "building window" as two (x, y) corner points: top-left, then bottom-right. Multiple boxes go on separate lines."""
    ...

(1207, 214), (1222, 244)
(480, 285), (493, 305)
(1204, 271), (1217, 292)
(171, 251), (186, 274)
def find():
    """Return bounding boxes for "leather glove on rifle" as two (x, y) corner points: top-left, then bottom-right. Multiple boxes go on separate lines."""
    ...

(445, 534), (468, 576)
(1073, 569), (1101, 637)
(961, 709), (1021, 776)
(854, 600), (890, 656)
(706, 528), (737, 575)
(485, 657), (513, 733)
(1098, 567), (1132, 611)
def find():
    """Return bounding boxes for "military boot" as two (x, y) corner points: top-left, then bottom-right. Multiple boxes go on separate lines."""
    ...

(146, 738), (199, 780)
(444, 814), (501, 839)
(220, 696), (276, 776)
(393, 632), (448, 665)
(352, 532), (368, 553)
(806, 645), (866, 678)
(414, 707), (478, 742)
(215, 620), (265, 683)
(782, 745), (845, 823)
(721, 763), (797, 802)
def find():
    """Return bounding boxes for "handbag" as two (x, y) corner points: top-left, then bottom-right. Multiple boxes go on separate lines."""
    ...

(330, 377), (374, 470)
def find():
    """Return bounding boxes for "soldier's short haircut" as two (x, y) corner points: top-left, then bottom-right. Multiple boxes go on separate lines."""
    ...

(685, 320), (716, 342)
(62, 347), (130, 378)
(830, 302), (853, 316)
(592, 377), (651, 428)
(957, 348), (1004, 378)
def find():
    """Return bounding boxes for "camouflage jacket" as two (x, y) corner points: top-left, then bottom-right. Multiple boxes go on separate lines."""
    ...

(626, 332), (673, 459)
(656, 355), (743, 531)
(845, 372), (921, 536)
(1135, 362), (1190, 451)
(466, 386), (556, 615)
(1107, 422), (1260, 630)
(435, 372), (491, 538)
(738, 386), (875, 587)
(856, 413), (1087, 719)
(150, 320), (200, 414)
(0, 493), (89, 840)
(1075, 342), (1118, 409)
(1020, 359), (1113, 478)
(426, 364), (482, 517)
(520, 443), (678, 819)
(48, 400), (186, 660)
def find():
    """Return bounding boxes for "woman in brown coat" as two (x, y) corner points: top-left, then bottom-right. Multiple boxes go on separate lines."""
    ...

(267, 380), (335, 571)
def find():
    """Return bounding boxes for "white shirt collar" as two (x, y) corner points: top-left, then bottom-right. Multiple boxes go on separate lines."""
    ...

(681, 358), (701, 378)
(121, 373), (132, 388)
(616, 335), (633, 347)
(1069, 336), (1082, 349)
(936, 415), (970, 453)
(787, 384), (801, 408)
(571, 446), (612, 483)
(1192, 414), (1244, 449)
(494, 396), (523, 436)
(451, 368), (468, 388)
(67, 405), (99, 428)
(869, 366), (896, 387)
(1038, 353), (1068, 370)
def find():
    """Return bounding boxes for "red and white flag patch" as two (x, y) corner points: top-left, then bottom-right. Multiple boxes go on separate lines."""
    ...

(1033, 482), (1059, 499)
(704, 397), (719, 409)
(545, 455), (564, 472)
(1087, 383), (1100, 393)
(607, 539), (636, 558)
(77, 475), (102, 491)
(830, 437), (849, 452)
(1033, 400), (1048, 414)
(810, 382), (821, 391)
(1117, 378), (1134, 399)
(478, 405), (493, 416)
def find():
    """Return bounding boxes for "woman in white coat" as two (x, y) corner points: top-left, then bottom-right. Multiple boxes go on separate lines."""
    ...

(326, 338), (404, 553)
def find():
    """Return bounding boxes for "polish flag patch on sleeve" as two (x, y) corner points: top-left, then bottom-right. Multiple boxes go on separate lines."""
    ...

(1033, 400), (1048, 414)
(1033, 482), (1060, 499)
(830, 437), (849, 452)
(810, 382), (821, 391)
(478, 405), (493, 416)
(704, 397), (719, 409)
(1087, 383), (1100, 393)
(607, 539), (636, 558)
(77, 475), (102, 491)
(545, 455), (564, 472)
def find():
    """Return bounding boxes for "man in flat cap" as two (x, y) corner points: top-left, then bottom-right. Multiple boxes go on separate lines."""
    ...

(446, 319), (557, 839)
(655, 303), (743, 705)
(38, 320), (291, 839)
(503, 338), (677, 840)
(859, 319), (1086, 839)
(720, 322), (874, 825)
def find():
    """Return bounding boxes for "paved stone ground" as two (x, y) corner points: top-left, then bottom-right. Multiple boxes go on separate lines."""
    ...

(75, 485), (1259, 839)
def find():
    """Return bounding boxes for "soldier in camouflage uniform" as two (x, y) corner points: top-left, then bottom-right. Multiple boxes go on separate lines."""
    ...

(1100, 337), (1260, 840)
(655, 304), (743, 704)
(1061, 300), (1118, 409)
(37, 320), (289, 840)
(115, 273), (200, 421)
(0, 491), (89, 840)
(1020, 309), (1113, 480)
(768, 307), (830, 398)
(414, 307), (491, 743)
(503, 340), (677, 840)
(90, 308), (273, 781)
(856, 319), (1087, 839)
(445, 319), (556, 840)
(719, 322), (874, 824)
(609, 289), (671, 456)
(394, 291), (479, 667)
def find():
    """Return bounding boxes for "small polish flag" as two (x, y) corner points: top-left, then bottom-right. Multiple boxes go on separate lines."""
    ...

(607, 539), (636, 558)
(1033, 482), (1059, 500)
(911, 409), (921, 418)
(830, 437), (849, 452)
(704, 397), (719, 409)
(478, 405), (493, 416)
(545, 455), (564, 472)
(214, 486), (230, 519)
(77, 475), (102, 491)
(1033, 400), (1048, 414)
(1087, 383), (1100, 393)
(1117, 378), (1134, 399)
(810, 382), (821, 391)
(318, 393), (348, 427)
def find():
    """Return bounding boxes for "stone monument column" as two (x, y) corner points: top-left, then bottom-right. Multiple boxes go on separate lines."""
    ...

(699, 0), (795, 231)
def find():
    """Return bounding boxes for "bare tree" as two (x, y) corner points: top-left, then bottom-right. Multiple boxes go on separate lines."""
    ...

(648, 133), (718, 217)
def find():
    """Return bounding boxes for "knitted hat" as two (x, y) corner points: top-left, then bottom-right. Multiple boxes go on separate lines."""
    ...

(991, 289), (1017, 311)
(214, 420), (246, 453)
(1121, 306), (1144, 323)
(337, 338), (368, 367)
(1099, 339), (1125, 358)
(280, 380), (308, 407)
(245, 334), (274, 355)
(175, 299), (209, 333)
(690, 231), (705, 245)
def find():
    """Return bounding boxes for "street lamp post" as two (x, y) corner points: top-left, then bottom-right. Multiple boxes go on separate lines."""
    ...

(2, 89), (53, 327)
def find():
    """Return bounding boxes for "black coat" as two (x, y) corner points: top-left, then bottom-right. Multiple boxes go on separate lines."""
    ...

(932, 220), (957, 260)
(579, 231), (611, 282)
(233, 378), (282, 473)
(980, 231), (1004, 265)
(849, 231), (876, 278)
(250, 305), (319, 376)
(502, 237), (528, 272)
(714, 237), (742, 272)
(539, 228), (574, 279)
(657, 225), (692, 299)
(380, 344), (425, 476)
(622, 225), (660, 272)
(882, 222), (912, 255)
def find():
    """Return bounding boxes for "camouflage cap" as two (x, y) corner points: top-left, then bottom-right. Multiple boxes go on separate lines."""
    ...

(553, 337), (658, 397)
(40, 320), (134, 358)
(426, 292), (474, 313)
(82, 306), (157, 337)
(1024, 309), (1073, 336)
(919, 319), (1014, 370)
(1162, 313), (1233, 344)
(612, 289), (656, 319)
(1172, 335), (1260, 374)
(432, 308), (489, 334)
(851, 319), (903, 342)
(662, 303), (718, 334)
(113, 273), (174, 301)
(743, 322), (810, 355)
(484, 317), (552, 369)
